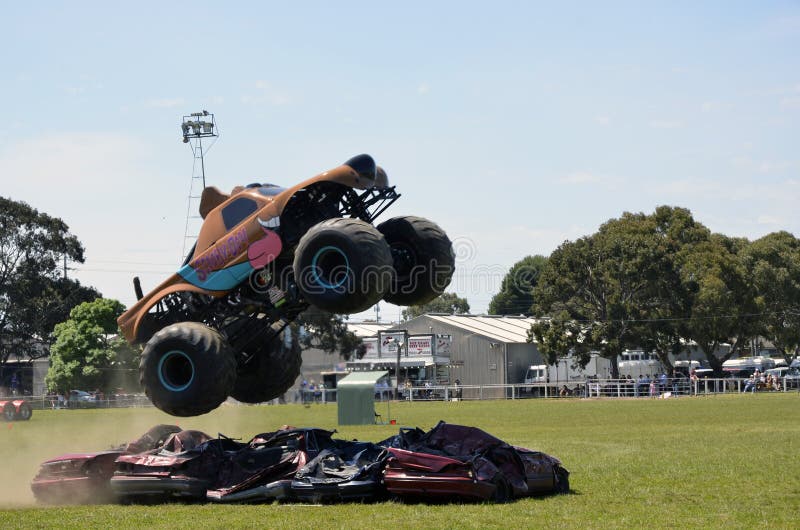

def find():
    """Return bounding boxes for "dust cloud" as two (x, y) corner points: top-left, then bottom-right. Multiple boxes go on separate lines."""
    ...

(0, 399), (319, 507)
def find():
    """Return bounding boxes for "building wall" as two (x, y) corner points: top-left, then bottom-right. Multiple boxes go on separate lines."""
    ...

(392, 316), (541, 396)
(507, 343), (542, 383)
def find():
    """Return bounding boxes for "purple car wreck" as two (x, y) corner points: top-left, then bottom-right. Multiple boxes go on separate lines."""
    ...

(380, 421), (569, 502)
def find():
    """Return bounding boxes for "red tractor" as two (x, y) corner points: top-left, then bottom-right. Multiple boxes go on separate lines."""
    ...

(1, 399), (32, 421)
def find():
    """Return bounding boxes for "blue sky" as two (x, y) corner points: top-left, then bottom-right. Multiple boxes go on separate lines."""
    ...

(2, 1), (798, 319)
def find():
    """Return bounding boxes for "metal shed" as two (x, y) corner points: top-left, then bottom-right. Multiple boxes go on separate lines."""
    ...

(336, 370), (388, 425)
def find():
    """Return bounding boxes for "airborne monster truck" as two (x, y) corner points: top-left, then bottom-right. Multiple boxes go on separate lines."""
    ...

(118, 155), (454, 416)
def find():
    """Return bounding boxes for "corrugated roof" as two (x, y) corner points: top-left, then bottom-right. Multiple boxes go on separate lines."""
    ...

(346, 322), (395, 338)
(410, 314), (541, 343)
(337, 370), (389, 386)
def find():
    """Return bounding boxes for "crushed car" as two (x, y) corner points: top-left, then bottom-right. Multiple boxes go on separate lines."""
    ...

(31, 422), (568, 505)
(31, 424), (181, 504)
(112, 426), (336, 503)
(117, 154), (455, 417)
(291, 439), (388, 503)
(379, 421), (569, 502)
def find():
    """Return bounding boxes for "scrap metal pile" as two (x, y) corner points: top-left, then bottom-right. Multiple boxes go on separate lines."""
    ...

(31, 421), (569, 505)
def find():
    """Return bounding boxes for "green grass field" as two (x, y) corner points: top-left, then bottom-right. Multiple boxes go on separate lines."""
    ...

(1, 394), (798, 529)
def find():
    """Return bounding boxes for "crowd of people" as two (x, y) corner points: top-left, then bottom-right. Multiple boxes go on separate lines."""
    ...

(742, 369), (781, 392)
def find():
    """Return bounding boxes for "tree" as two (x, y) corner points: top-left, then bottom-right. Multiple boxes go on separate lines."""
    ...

(633, 206), (712, 373)
(45, 298), (133, 393)
(531, 210), (676, 378)
(488, 255), (547, 315)
(0, 197), (99, 371)
(741, 231), (800, 363)
(679, 234), (759, 373)
(294, 307), (363, 360)
(401, 292), (470, 321)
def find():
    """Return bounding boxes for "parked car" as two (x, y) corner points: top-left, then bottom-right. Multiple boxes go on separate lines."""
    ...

(380, 421), (569, 503)
(0, 399), (32, 421)
(31, 425), (180, 504)
(780, 367), (800, 389)
(68, 390), (97, 407)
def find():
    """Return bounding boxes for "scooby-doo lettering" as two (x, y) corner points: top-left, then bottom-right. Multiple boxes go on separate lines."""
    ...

(192, 227), (248, 281)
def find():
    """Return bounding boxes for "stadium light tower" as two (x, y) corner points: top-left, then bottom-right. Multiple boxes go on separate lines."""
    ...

(181, 110), (218, 258)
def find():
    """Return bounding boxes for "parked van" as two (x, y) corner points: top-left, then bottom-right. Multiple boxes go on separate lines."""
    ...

(722, 356), (776, 378)
(618, 350), (665, 380)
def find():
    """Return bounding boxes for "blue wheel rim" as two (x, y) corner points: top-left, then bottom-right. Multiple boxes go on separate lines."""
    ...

(158, 350), (195, 392)
(311, 245), (350, 289)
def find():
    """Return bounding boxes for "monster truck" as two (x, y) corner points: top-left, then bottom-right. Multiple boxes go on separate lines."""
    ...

(118, 154), (454, 417)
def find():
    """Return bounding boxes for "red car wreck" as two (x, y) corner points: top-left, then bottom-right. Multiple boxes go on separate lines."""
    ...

(380, 421), (569, 502)
(31, 425), (181, 504)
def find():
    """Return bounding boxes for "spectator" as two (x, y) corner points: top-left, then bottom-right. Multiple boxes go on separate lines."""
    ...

(742, 374), (756, 393)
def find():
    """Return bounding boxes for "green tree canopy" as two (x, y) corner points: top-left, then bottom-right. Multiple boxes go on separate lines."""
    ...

(532, 207), (706, 377)
(741, 231), (800, 363)
(678, 234), (758, 372)
(402, 292), (470, 321)
(488, 255), (547, 315)
(295, 308), (363, 360)
(45, 298), (135, 393)
(0, 196), (99, 369)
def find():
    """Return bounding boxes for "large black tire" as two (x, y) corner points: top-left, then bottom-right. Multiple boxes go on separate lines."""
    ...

(490, 473), (512, 503)
(293, 218), (394, 314)
(15, 402), (32, 421)
(376, 216), (455, 306)
(555, 466), (570, 494)
(139, 322), (236, 417)
(2, 403), (15, 422)
(230, 339), (302, 404)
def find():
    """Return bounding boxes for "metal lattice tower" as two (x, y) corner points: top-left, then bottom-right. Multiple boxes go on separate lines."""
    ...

(180, 111), (217, 259)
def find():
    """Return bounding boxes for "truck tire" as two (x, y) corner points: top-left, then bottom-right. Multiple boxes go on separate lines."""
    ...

(230, 339), (301, 404)
(15, 402), (32, 421)
(490, 473), (511, 503)
(3, 403), (15, 422)
(377, 216), (455, 306)
(555, 466), (570, 494)
(293, 218), (393, 314)
(140, 322), (236, 417)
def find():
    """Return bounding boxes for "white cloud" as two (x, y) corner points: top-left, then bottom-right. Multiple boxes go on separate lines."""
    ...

(757, 215), (781, 225)
(731, 156), (792, 174)
(145, 97), (186, 108)
(701, 101), (728, 113)
(780, 96), (800, 110)
(594, 115), (610, 125)
(649, 120), (683, 129)
(65, 86), (86, 96)
(417, 82), (430, 95)
(559, 171), (602, 184)
(243, 80), (292, 106)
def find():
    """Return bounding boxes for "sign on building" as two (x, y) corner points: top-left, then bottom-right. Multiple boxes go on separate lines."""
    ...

(378, 331), (408, 356)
